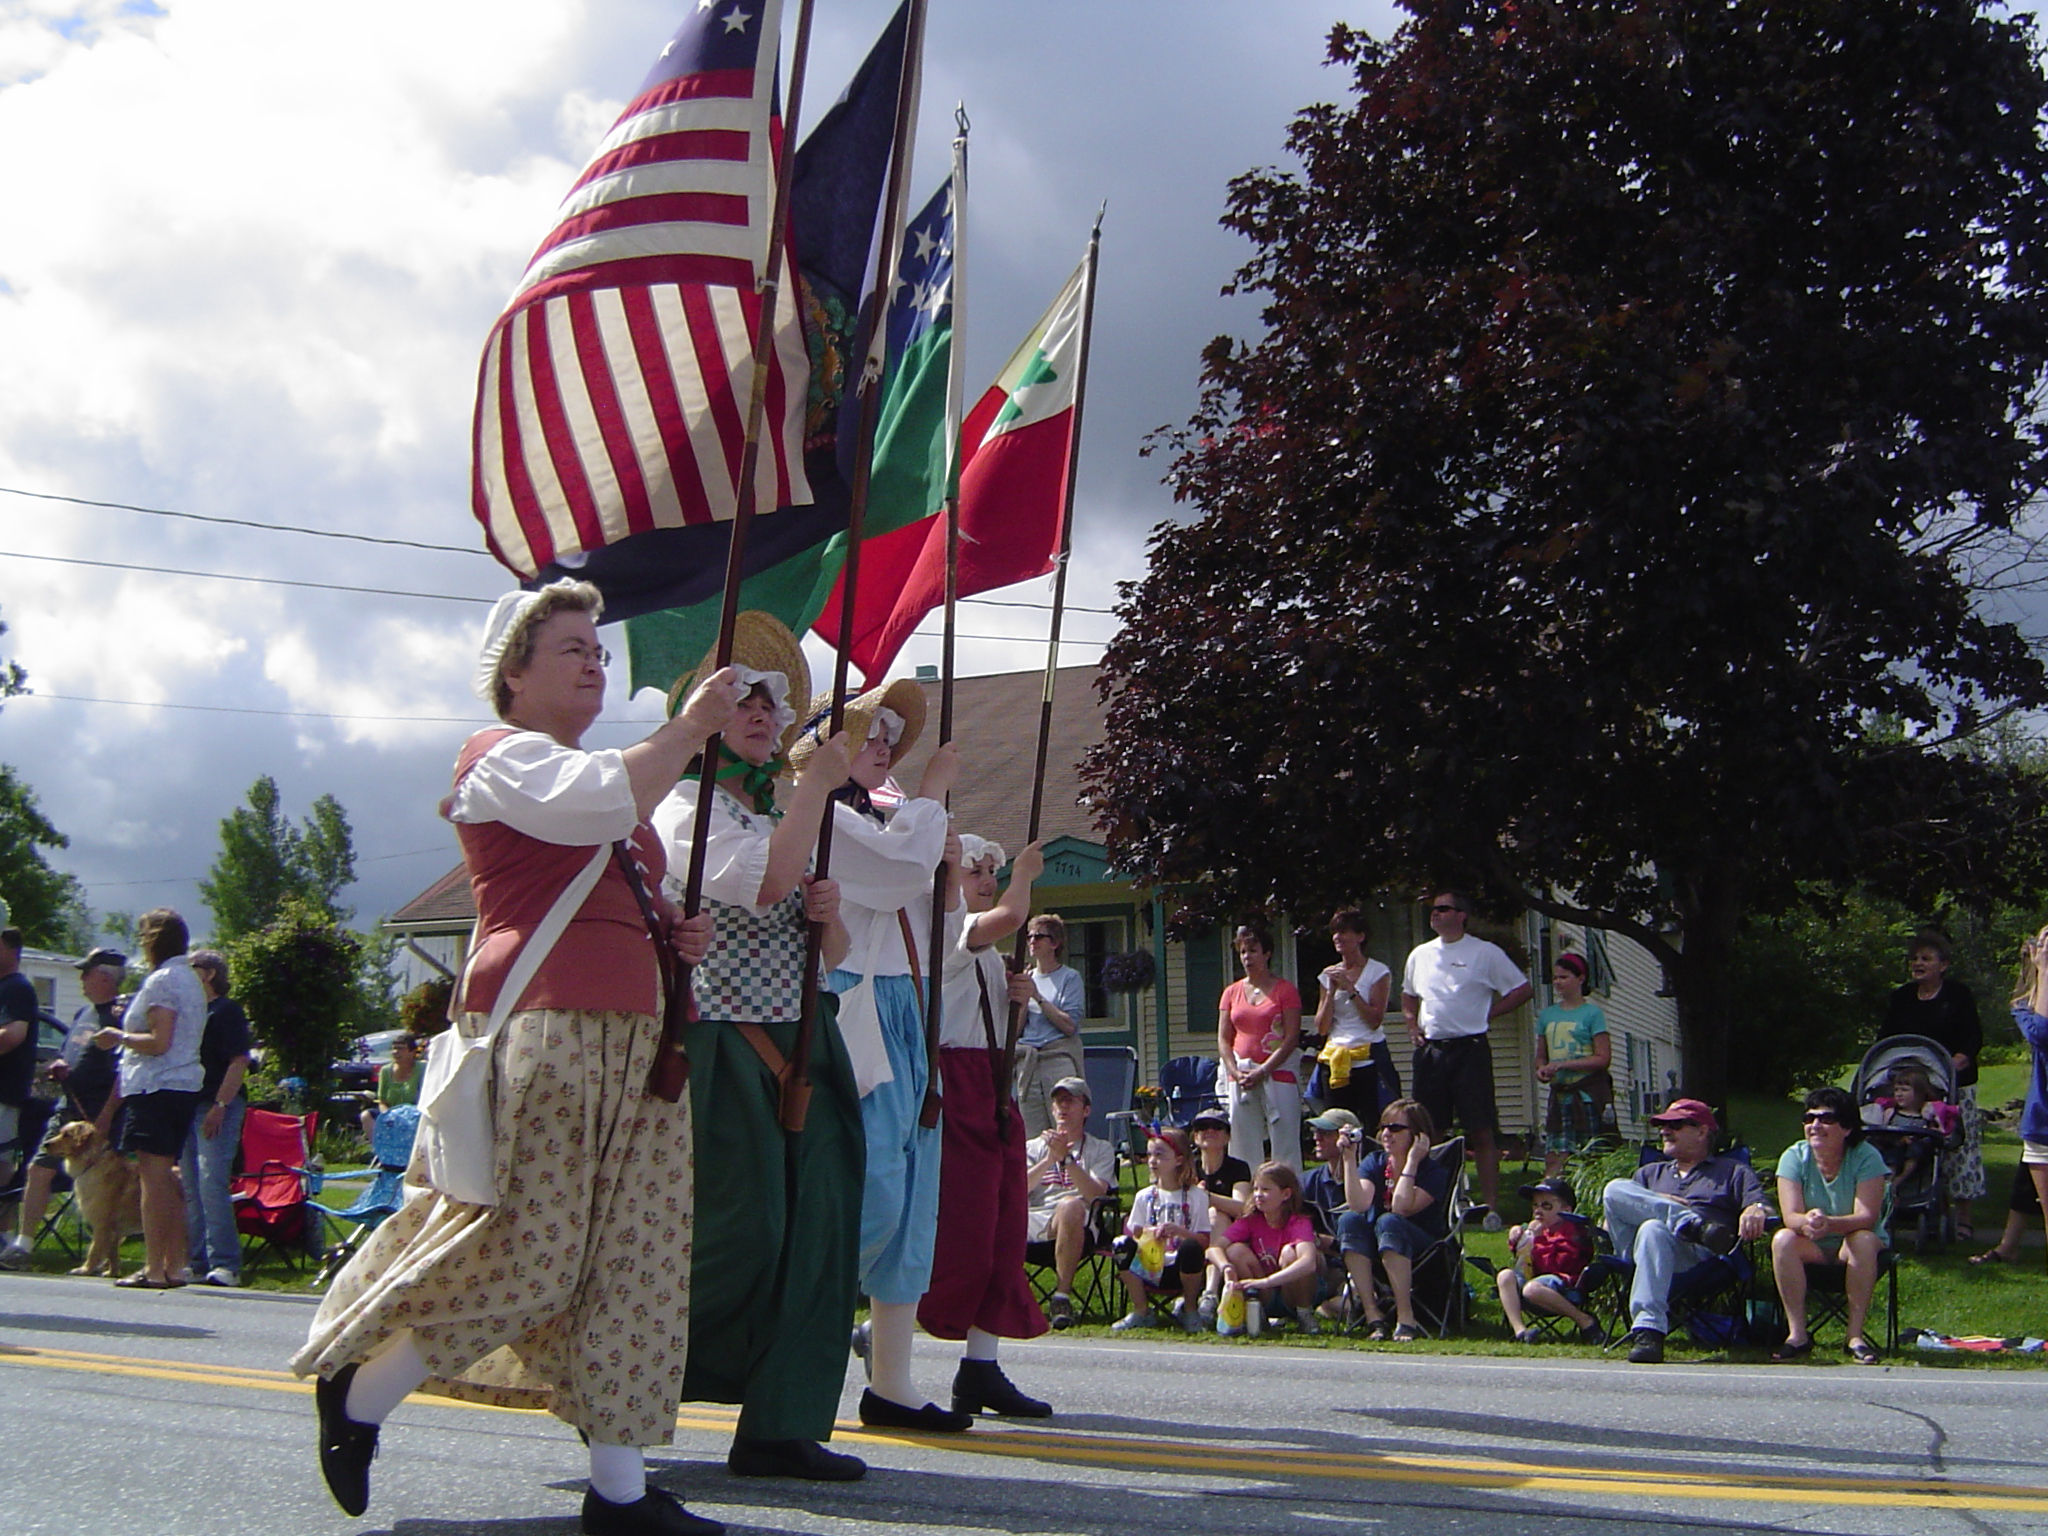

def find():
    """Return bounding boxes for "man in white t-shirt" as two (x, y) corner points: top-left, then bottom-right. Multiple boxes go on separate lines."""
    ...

(1401, 892), (1532, 1229)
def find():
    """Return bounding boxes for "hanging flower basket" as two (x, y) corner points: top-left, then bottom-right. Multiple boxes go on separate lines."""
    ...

(1100, 949), (1157, 994)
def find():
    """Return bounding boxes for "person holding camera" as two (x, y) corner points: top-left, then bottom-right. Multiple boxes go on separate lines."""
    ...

(1300, 1108), (1381, 1328)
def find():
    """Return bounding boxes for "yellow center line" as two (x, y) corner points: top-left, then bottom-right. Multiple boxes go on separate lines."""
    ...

(7, 1342), (2045, 1512)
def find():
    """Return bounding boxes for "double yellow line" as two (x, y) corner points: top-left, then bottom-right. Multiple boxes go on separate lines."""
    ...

(7, 1341), (2045, 1513)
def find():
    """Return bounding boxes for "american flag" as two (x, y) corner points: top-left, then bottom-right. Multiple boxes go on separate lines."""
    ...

(472, 0), (812, 579)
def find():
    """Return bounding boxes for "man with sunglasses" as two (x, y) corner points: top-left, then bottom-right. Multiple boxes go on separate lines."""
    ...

(1601, 1098), (1772, 1362)
(1400, 892), (1531, 1229)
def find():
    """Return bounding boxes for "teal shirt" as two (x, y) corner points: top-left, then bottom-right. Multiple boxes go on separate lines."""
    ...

(1537, 1002), (1607, 1086)
(1776, 1138), (1890, 1248)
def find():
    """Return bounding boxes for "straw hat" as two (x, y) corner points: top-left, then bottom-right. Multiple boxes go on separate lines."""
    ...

(789, 677), (927, 771)
(667, 611), (812, 760)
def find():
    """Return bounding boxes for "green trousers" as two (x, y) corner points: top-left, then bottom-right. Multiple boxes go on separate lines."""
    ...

(681, 997), (864, 1442)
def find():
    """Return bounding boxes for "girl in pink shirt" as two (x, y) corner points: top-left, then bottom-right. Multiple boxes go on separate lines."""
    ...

(1204, 1161), (1322, 1334)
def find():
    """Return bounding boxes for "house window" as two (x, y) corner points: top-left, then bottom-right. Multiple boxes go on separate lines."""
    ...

(1068, 917), (1125, 1023)
(32, 975), (54, 1009)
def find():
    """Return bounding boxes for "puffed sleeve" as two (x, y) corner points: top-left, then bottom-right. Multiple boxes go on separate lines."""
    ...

(829, 797), (949, 909)
(448, 731), (638, 846)
(653, 780), (776, 916)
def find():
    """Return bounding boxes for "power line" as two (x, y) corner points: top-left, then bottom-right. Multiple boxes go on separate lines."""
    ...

(1, 549), (495, 604)
(77, 844), (456, 891)
(0, 484), (487, 556)
(17, 693), (497, 724)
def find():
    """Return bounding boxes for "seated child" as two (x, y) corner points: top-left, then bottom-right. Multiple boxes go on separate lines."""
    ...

(1113, 1127), (1213, 1332)
(1203, 1161), (1321, 1336)
(1496, 1176), (1602, 1344)
(1861, 1062), (1959, 1190)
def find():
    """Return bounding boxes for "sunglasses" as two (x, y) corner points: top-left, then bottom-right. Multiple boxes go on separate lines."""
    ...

(1379, 1123), (1414, 1135)
(1803, 1111), (1843, 1125)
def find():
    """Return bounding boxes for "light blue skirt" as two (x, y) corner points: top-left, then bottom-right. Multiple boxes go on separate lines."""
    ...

(831, 968), (942, 1305)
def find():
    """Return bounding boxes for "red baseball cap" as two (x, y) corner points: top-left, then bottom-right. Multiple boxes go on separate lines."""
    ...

(1647, 1098), (1717, 1130)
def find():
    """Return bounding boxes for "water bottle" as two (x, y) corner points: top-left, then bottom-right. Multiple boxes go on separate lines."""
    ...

(1246, 1294), (1264, 1338)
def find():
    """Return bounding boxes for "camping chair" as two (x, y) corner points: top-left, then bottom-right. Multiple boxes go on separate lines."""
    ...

(0, 1100), (84, 1268)
(1585, 1141), (1764, 1349)
(1023, 1195), (1122, 1323)
(309, 1104), (419, 1288)
(1157, 1055), (1220, 1129)
(232, 1108), (321, 1273)
(1794, 1248), (1901, 1352)
(1084, 1043), (1142, 1162)
(1407, 1134), (1472, 1337)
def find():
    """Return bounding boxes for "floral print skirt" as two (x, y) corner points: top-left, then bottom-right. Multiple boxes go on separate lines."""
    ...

(291, 1008), (693, 1447)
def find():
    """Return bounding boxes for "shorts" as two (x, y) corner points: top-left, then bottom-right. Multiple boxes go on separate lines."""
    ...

(1413, 1034), (1497, 1137)
(2023, 1140), (2048, 1166)
(1026, 1196), (1082, 1243)
(118, 1090), (201, 1158)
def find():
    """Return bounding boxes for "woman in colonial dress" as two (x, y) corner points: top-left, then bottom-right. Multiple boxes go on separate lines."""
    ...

(293, 580), (739, 1536)
(916, 833), (1057, 1417)
(650, 613), (866, 1483)
(789, 680), (968, 1430)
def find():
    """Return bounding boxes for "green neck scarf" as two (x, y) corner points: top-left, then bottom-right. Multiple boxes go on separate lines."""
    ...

(716, 744), (785, 815)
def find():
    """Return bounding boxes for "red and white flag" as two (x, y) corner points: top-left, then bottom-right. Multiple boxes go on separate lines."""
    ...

(815, 259), (1088, 681)
(472, 0), (810, 578)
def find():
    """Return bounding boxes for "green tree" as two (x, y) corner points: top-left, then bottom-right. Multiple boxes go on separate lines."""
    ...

(1086, 0), (2048, 1109)
(0, 609), (26, 709)
(199, 776), (357, 945)
(0, 764), (92, 949)
(228, 897), (361, 1092)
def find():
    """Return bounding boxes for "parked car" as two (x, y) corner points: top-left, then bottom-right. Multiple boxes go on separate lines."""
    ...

(333, 1029), (410, 1095)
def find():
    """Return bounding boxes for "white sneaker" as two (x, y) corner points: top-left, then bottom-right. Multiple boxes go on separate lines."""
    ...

(203, 1269), (241, 1288)
(0, 1237), (30, 1271)
(1110, 1311), (1158, 1332)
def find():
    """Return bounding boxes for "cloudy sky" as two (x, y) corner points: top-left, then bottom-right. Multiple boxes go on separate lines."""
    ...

(0, 0), (1400, 952)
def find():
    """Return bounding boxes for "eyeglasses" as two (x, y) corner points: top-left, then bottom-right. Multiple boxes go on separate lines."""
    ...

(1379, 1123), (1413, 1135)
(1028, 933), (1055, 943)
(557, 641), (611, 668)
(1802, 1111), (1841, 1125)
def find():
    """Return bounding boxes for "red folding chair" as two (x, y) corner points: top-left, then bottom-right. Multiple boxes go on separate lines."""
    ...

(231, 1109), (320, 1272)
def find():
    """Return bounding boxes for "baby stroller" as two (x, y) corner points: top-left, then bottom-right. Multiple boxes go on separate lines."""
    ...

(1852, 1034), (1959, 1254)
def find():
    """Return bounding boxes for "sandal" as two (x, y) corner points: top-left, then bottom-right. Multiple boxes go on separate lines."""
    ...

(114, 1272), (170, 1290)
(1968, 1248), (2010, 1266)
(1847, 1339), (1882, 1365)
(1391, 1323), (1423, 1342)
(1362, 1319), (1391, 1342)
(1770, 1337), (1814, 1362)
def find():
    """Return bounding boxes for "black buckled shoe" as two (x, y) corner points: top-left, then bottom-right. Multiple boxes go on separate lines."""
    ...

(726, 1437), (866, 1481)
(314, 1363), (380, 1517)
(582, 1485), (724, 1536)
(858, 1388), (972, 1432)
(951, 1357), (1052, 1418)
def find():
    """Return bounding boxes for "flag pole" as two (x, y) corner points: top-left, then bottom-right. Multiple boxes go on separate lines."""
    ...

(917, 107), (971, 1132)
(1002, 208), (1105, 1089)
(786, 0), (929, 1132)
(658, 0), (820, 1104)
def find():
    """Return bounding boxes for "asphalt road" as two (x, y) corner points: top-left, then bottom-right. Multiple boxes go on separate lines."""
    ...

(6, 1270), (2048, 1536)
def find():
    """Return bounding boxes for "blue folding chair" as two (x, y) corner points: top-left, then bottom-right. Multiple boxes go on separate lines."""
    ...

(311, 1104), (419, 1287)
(1157, 1055), (1220, 1128)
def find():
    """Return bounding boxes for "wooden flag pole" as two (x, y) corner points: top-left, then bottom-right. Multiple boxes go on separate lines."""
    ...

(784, 0), (929, 1132)
(917, 109), (971, 1133)
(1002, 209), (1105, 1100)
(655, 0), (819, 1104)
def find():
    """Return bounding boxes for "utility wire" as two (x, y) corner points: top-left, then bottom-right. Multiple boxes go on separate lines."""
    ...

(0, 483), (1118, 612)
(1, 549), (495, 604)
(0, 484), (486, 556)
(79, 844), (457, 891)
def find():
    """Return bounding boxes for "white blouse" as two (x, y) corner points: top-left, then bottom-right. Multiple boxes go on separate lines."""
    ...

(448, 730), (638, 847)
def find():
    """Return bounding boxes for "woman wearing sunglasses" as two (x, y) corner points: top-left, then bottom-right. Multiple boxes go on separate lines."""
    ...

(1768, 1086), (1888, 1363)
(1351, 1099), (1453, 1340)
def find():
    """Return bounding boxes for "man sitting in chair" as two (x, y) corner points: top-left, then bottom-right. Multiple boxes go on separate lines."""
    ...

(1602, 1097), (1772, 1363)
(1025, 1077), (1114, 1329)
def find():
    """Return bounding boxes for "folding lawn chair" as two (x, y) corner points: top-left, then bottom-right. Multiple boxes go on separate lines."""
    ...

(309, 1104), (419, 1288)
(1157, 1055), (1220, 1129)
(232, 1108), (321, 1273)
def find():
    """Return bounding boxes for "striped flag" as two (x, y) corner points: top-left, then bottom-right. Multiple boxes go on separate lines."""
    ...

(472, 0), (811, 579)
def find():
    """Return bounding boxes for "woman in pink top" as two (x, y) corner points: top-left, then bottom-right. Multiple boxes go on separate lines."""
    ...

(294, 580), (765, 1536)
(1218, 924), (1304, 1172)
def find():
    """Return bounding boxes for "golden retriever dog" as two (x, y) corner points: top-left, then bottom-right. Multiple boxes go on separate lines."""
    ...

(44, 1120), (143, 1276)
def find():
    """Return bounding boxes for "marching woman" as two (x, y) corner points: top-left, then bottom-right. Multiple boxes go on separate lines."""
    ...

(916, 833), (1057, 1417)
(650, 613), (867, 1484)
(790, 679), (967, 1432)
(295, 580), (739, 1536)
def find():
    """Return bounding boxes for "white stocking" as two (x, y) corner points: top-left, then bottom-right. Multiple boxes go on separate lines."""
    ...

(867, 1299), (921, 1407)
(586, 1442), (646, 1505)
(962, 1326), (1000, 1363)
(342, 1334), (429, 1426)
